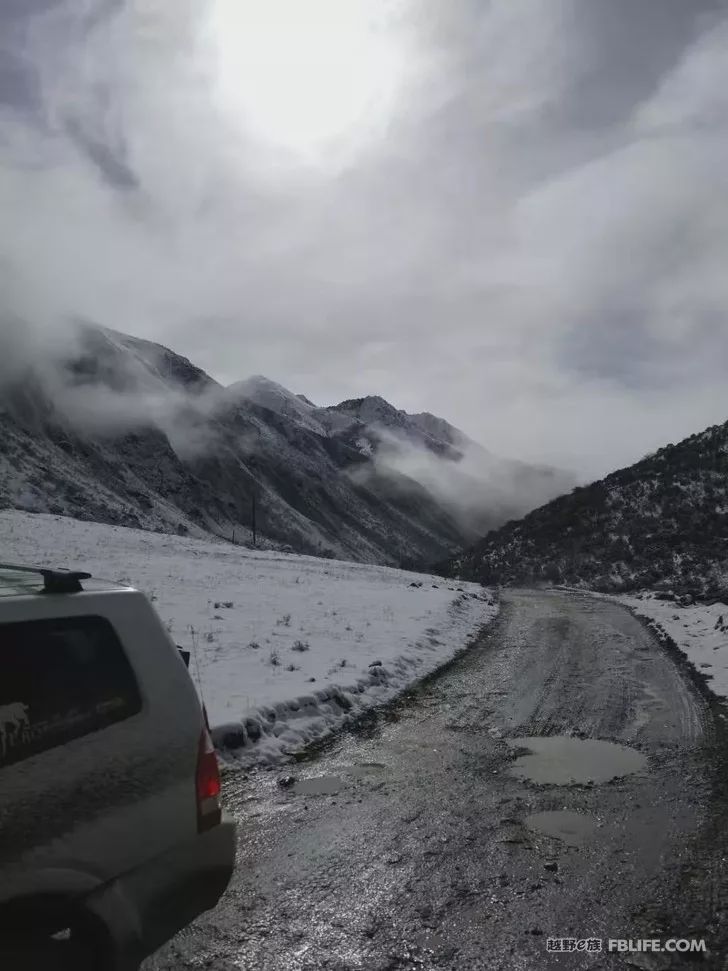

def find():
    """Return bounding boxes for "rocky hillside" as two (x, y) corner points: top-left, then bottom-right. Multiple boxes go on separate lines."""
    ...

(316, 395), (573, 537)
(0, 322), (571, 566)
(439, 421), (728, 601)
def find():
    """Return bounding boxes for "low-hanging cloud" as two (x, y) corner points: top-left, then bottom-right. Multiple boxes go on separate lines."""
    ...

(348, 425), (575, 536)
(0, 308), (231, 458)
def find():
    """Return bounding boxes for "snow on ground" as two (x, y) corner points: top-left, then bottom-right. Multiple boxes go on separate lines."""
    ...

(613, 592), (728, 701)
(0, 510), (498, 767)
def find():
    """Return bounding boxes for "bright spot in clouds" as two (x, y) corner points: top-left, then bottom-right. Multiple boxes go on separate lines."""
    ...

(206, 0), (407, 162)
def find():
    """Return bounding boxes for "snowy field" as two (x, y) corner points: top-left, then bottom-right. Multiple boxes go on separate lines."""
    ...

(0, 510), (498, 768)
(614, 592), (728, 701)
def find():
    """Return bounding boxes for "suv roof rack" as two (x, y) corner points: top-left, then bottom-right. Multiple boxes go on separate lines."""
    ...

(0, 563), (92, 594)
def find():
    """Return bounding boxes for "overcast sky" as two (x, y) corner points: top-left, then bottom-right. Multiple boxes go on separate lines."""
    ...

(1, 0), (728, 480)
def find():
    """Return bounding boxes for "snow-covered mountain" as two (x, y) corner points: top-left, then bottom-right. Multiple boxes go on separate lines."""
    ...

(0, 321), (572, 566)
(309, 394), (574, 535)
(227, 376), (328, 436)
(439, 420), (728, 602)
(224, 385), (469, 459)
(323, 396), (467, 460)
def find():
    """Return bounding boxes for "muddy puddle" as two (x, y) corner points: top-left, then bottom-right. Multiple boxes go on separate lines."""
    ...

(291, 763), (386, 795)
(292, 776), (343, 796)
(525, 810), (597, 846)
(346, 762), (386, 779)
(506, 736), (647, 785)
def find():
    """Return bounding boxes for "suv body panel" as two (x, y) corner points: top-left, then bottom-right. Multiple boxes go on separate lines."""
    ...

(0, 577), (236, 965)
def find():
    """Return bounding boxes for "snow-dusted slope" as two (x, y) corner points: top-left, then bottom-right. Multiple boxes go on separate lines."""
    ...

(313, 395), (575, 538)
(442, 420), (728, 601)
(0, 509), (498, 768)
(226, 385), (575, 536)
(0, 322), (471, 565)
(0, 320), (573, 566)
(69, 325), (217, 396)
(225, 387), (472, 459)
(226, 375), (327, 435)
(326, 395), (468, 459)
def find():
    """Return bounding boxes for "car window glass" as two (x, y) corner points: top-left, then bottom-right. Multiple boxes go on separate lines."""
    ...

(0, 615), (141, 768)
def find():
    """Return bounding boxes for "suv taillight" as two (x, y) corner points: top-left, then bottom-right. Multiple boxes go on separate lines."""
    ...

(196, 713), (222, 832)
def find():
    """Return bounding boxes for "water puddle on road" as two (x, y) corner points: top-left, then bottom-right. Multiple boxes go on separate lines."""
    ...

(289, 763), (386, 795)
(525, 810), (597, 846)
(506, 736), (647, 785)
(292, 775), (343, 796)
(345, 762), (386, 779)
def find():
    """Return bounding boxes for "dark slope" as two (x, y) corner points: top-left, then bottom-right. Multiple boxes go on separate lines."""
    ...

(439, 421), (728, 600)
(0, 325), (467, 564)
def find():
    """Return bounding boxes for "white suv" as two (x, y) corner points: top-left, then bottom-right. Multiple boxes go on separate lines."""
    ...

(0, 563), (237, 970)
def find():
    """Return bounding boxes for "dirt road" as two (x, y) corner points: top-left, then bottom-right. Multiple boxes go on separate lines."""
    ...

(146, 590), (728, 970)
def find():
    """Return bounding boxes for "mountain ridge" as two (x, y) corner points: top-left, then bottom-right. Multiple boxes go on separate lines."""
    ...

(438, 419), (728, 601)
(0, 320), (574, 565)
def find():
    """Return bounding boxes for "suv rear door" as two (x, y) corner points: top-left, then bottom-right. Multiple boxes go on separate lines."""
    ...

(0, 590), (203, 899)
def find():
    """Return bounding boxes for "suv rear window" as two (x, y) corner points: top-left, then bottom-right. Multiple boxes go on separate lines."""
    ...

(0, 615), (141, 768)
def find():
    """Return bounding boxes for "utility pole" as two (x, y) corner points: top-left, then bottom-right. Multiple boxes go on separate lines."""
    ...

(249, 429), (261, 549)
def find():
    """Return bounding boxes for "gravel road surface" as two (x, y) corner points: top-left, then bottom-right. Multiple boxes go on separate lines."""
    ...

(146, 590), (728, 970)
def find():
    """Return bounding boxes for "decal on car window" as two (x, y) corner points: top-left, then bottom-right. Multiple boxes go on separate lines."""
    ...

(0, 702), (31, 757)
